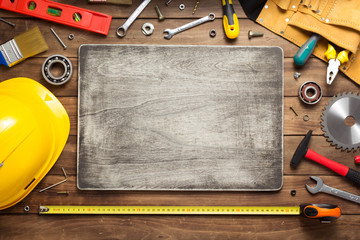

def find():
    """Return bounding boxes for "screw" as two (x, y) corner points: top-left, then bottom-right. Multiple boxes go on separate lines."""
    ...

(50, 27), (67, 50)
(57, 191), (69, 195)
(248, 30), (264, 39)
(192, 0), (200, 15)
(290, 190), (296, 196)
(289, 106), (298, 116)
(155, 5), (165, 21)
(294, 72), (301, 80)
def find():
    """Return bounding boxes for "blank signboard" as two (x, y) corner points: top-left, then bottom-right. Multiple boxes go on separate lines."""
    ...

(78, 44), (283, 191)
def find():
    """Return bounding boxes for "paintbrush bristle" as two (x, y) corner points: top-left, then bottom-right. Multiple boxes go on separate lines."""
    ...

(14, 26), (48, 59)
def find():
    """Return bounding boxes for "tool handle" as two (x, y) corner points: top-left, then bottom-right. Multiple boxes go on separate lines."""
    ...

(337, 50), (350, 64)
(305, 149), (349, 176)
(222, 0), (239, 39)
(322, 184), (360, 204)
(324, 43), (336, 61)
(294, 33), (321, 66)
(306, 149), (360, 185)
(346, 168), (360, 186)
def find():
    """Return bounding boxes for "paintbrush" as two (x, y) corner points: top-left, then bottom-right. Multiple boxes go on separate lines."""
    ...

(0, 26), (48, 67)
(88, 0), (132, 5)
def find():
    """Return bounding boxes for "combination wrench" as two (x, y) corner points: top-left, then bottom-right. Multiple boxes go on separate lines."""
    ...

(163, 13), (215, 40)
(306, 176), (360, 204)
(116, 0), (151, 38)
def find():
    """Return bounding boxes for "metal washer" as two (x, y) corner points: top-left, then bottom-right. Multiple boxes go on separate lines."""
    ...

(42, 55), (73, 85)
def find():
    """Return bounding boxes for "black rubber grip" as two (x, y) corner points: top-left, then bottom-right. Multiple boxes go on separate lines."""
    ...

(346, 168), (360, 186)
(223, 0), (235, 25)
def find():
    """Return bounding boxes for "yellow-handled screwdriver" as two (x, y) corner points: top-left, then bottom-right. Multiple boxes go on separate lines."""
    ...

(222, 0), (239, 39)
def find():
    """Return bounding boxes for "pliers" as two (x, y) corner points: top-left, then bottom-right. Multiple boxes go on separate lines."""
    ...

(324, 43), (349, 85)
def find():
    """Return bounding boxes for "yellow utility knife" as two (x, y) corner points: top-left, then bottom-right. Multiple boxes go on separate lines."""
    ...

(222, 0), (239, 39)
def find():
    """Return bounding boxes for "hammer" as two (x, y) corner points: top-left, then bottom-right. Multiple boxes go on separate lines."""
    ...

(291, 130), (360, 185)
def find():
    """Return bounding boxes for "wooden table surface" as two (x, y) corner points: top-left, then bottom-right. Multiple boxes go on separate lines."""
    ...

(1, 1), (359, 239)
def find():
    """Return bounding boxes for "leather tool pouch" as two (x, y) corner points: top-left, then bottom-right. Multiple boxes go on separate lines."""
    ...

(240, 0), (360, 85)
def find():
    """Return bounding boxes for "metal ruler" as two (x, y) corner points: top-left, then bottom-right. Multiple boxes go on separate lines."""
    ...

(39, 206), (300, 215)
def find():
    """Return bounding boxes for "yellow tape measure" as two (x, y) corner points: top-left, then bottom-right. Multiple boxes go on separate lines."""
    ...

(39, 206), (300, 215)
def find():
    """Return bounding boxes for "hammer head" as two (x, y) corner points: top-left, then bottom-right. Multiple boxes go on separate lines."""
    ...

(290, 130), (312, 167)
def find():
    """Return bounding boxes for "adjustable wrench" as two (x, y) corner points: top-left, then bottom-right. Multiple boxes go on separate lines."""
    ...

(116, 0), (151, 38)
(163, 13), (215, 40)
(306, 176), (360, 204)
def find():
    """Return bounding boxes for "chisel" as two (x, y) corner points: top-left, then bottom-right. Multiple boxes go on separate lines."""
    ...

(293, 33), (321, 66)
(222, 0), (239, 39)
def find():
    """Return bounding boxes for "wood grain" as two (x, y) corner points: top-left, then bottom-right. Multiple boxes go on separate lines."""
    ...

(0, 1), (359, 239)
(1, 215), (359, 240)
(77, 45), (283, 191)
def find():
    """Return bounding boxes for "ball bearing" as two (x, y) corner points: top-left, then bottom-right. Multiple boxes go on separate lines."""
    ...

(42, 55), (73, 85)
(299, 81), (322, 104)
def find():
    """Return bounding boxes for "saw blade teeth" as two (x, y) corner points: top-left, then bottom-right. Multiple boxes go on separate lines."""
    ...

(321, 92), (360, 151)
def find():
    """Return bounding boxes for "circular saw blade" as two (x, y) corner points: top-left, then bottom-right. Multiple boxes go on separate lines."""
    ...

(321, 92), (360, 151)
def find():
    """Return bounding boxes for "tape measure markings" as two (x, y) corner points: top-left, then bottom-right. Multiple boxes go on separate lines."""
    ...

(40, 206), (300, 215)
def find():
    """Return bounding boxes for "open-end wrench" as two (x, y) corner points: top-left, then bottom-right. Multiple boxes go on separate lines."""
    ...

(163, 13), (215, 40)
(116, 0), (151, 38)
(306, 176), (360, 204)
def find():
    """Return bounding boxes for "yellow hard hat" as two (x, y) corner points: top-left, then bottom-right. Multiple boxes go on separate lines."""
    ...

(0, 77), (70, 210)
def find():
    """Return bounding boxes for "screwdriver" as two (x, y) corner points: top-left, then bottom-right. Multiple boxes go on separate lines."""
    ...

(222, 0), (239, 39)
(293, 33), (321, 66)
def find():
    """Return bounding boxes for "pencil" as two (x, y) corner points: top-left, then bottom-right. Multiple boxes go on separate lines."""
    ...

(0, 26), (48, 67)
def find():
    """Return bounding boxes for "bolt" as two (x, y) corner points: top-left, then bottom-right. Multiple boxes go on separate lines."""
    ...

(155, 5), (165, 21)
(50, 27), (67, 50)
(290, 106), (298, 116)
(248, 30), (264, 39)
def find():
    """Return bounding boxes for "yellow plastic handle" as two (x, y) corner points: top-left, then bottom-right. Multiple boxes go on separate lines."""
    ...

(222, 0), (239, 39)
(324, 43), (336, 61)
(337, 50), (349, 64)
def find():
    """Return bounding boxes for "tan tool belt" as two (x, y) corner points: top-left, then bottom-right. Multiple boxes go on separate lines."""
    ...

(254, 0), (360, 85)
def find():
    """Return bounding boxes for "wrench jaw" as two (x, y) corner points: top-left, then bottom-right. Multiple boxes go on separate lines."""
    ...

(305, 176), (324, 194)
(163, 30), (173, 40)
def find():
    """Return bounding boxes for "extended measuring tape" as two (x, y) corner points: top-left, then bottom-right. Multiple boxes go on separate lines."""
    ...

(39, 204), (341, 222)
